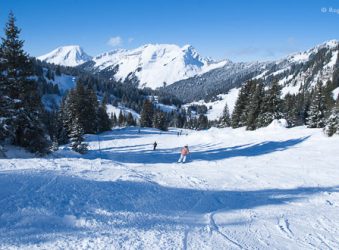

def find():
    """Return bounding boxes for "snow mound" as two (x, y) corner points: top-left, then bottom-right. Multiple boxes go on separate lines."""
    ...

(267, 119), (288, 129)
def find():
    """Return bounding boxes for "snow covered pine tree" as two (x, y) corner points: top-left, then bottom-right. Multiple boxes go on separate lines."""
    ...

(307, 81), (326, 128)
(69, 117), (88, 154)
(324, 96), (339, 136)
(218, 103), (231, 128)
(0, 12), (49, 153)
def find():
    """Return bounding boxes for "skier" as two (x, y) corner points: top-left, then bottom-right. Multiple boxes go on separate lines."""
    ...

(153, 141), (157, 150)
(178, 145), (189, 163)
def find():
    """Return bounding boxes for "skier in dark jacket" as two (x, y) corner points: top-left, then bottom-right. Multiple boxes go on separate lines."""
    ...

(153, 141), (157, 150)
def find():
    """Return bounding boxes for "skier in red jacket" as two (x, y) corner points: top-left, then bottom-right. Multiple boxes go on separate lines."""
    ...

(178, 145), (189, 163)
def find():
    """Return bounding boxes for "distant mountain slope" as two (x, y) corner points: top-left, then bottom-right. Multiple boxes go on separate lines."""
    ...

(164, 40), (339, 103)
(38, 40), (339, 103)
(163, 61), (270, 103)
(85, 44), (227, 89)
(38, 45), (92, 67)
(40, 44), (227, 89)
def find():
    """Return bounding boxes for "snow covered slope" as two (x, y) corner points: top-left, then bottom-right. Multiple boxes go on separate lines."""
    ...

(89, 44), (227, 89)
(38, 45), (92, 67)
(40, 68), (77, 111)
(0, 126), (339, 249)
(106, 104), (140, 120)
(265, 40), (339, 96)
(184, 88), (240, 120)
(165, 40), (339, 102)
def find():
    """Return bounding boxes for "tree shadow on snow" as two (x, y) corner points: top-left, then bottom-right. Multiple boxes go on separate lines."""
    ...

(93, 136), (310, 164)
(86, 127), (179, 142)
(0, 171), (337, 245)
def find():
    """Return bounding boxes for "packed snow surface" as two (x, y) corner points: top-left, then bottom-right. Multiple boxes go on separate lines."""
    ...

(0, 126), (339, 249)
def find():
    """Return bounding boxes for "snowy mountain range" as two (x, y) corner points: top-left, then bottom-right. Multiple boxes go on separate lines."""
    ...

(38, 44), (228, 89)
(38, 40), (339, 103)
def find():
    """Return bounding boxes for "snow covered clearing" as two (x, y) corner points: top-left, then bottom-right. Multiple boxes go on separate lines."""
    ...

(50, 74), (77, 93)
(106, 104), (140, 120)
(0, 125), (339, 249)
(184, 88), (240, 120)
(155, 103), (177, 113)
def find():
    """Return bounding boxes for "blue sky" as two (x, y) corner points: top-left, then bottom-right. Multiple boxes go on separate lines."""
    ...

(0, 0), (339, 62)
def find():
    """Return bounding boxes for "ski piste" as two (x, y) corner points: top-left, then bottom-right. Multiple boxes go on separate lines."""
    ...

(1, 126), (338, 249)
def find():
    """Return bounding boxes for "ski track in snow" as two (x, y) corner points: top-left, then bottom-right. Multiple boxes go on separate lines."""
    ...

(0, 126), (339, 249)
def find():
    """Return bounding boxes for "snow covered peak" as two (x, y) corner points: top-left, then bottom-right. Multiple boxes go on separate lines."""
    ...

(38, 45), (92, 67)
(321, 39), (339, 49)
(92, 43), (227, 89)
(287, 39), (338, 63)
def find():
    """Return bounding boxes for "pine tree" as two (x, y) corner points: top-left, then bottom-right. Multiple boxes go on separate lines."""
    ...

(58, 82), (108, 143)
(294, 88), (312, 126)
(46, 68), (54, 80)
(118, 111), (125, 126)
(56, 100), (69, 144)
(126, 112), (136, 126)
(0, 12), (49, 153)
(110, 113), (118, 127)
(97, 99), (111, 132)
(307, 82), (326, 128)
(0, 53), (15, 142)
(69, 117), (88, 154)
(218, 103), (231, 128)
(140, 99), (154, 127)
(246, 81), (264, 130)
(172, 109), (187, 128)
(61, 82), (100, 134)
(198, 114), (209, 130)
(323, 80), (336, 110)
(153, 111), (168, 131)
(324, 97), (339, 136)
(0, 36), (9, 141)
(231, 81), (253, 128)
(283, 93), (298, 127)
(55, 65), (61, 76)
(257, 80), (283, 127)
(77, 83), (98, 133)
